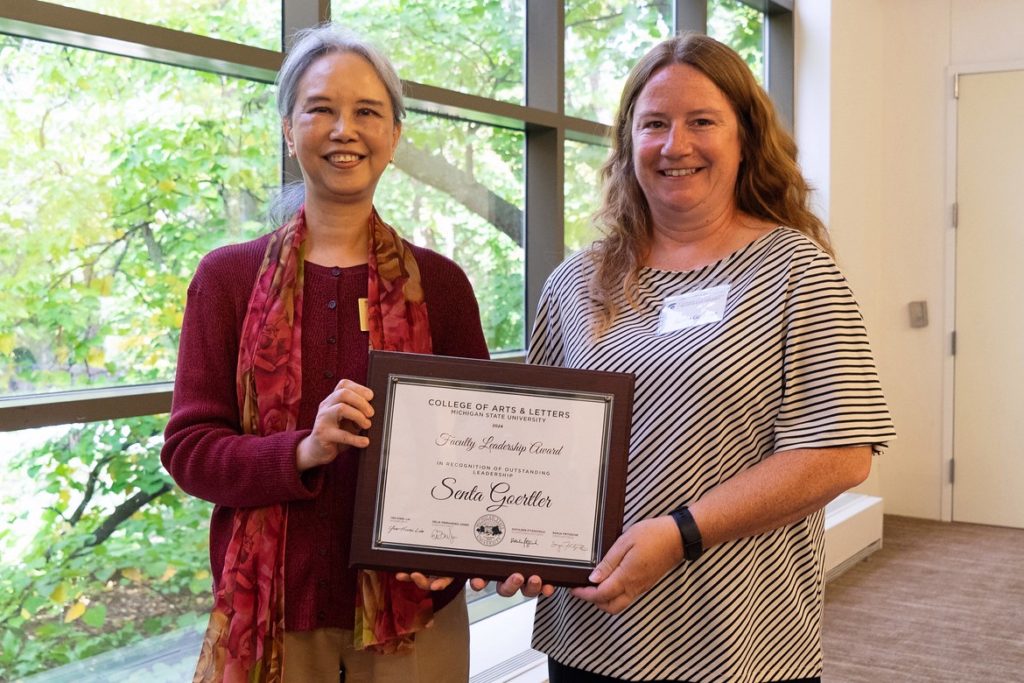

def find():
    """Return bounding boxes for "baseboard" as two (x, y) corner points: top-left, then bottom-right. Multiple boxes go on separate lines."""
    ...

(824, 492), (884, 581)
(470, 647), (547, 683)
(469, 598), (542, 682)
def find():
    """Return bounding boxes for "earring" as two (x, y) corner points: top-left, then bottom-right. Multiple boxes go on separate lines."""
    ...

(288, 149), (295, 158)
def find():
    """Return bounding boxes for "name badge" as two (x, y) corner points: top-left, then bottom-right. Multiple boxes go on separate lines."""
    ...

(358, 297), (369, 332)
(656, 284), (730, 334)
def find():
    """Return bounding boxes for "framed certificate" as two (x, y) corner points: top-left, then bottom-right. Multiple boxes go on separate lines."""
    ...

(350, 351), (634, 586)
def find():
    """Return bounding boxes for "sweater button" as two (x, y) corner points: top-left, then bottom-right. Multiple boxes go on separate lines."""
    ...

(331, 267), (341, 276)
(323, 370), (334, 379)
(318, 546), (327, 557)
(327, 299), (337, 310)
(317, 610), (327, 621)
(317, 578), (327, 589)
(327, 336), (337, 345)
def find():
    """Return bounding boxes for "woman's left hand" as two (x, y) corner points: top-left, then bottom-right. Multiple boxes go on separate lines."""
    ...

(395, 572), (455, 591)
(469, 574), (555, 598)
(570, 516), (683, 615)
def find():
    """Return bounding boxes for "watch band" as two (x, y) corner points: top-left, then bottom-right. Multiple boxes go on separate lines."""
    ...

(670, 506), (704, 562)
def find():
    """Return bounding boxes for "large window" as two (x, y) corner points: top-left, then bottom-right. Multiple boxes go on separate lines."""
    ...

(564, 139), (606, 255)
(376, 114), (526, 352)
(0, 418), (210, 680)
(49, 0), (281, 50)
(0, 37), (277, 398)
(0, 1), (789, 679)
(564, 1), (673, 124)
(335, 0), (526, 105)
(708, 0), (765, 83)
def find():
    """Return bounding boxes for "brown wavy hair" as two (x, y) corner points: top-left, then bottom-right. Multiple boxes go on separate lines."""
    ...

(591, 33), (831, 333)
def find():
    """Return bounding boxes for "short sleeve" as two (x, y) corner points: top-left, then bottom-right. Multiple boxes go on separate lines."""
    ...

(773, 251), (896, 454)
(527, 267), (567, 367)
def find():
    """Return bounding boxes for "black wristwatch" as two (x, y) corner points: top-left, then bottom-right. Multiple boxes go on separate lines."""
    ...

(670, 506), (704, 562)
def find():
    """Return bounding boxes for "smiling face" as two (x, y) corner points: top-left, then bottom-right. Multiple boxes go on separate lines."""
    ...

(283, 51), (401, 211)
(631, 63), (743, 232)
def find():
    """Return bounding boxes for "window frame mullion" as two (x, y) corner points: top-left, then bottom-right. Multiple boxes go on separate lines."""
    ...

(524, 0), (566, 342)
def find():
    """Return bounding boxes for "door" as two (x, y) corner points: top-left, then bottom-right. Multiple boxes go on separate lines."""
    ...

(953, 69), (1024, 528)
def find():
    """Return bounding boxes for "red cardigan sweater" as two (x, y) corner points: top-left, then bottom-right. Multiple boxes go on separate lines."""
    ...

(161, 232), (490, 631)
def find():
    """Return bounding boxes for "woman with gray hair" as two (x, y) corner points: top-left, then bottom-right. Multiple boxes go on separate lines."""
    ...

(162, 22), (487, 682)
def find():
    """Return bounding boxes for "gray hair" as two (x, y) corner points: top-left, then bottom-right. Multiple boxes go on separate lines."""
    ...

(269, 23), (405, 224)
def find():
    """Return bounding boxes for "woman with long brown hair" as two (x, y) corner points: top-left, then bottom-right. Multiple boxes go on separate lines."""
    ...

(522, 34), (895, 683)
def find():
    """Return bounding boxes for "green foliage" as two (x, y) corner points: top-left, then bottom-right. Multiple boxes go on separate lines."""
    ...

(53, 0), (280, 50)
(339, 1), (528, 351)
(0, 36), (277, 395)
(565, 140), (609, 255)
(565, 0), (674, 123)
(377, 114), (526, 351)
(0, 8), (272, 674)
(0, 417), (212, 679)
(338, 0), (525, 103)
(708, 0), (765, 83)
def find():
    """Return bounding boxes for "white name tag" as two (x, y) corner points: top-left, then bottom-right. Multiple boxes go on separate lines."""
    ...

(656, 284), (730, 334)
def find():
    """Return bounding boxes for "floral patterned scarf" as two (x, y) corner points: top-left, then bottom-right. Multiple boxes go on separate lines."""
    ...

(193, 207), (434, 682)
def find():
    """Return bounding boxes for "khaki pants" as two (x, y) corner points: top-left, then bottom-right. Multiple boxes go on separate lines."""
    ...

(282, 591), (470, 683)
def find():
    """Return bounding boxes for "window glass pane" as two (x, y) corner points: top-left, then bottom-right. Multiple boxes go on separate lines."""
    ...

(564, 1), (672, 124)
(378, 112), (525, 352)
(564, 139), (607, 255)
(335, 0), (526, 105)
(466, 586), (530, 622)
(0, 418), (212, 680)
(0, 36), (277, 398)
(707, 0), (765, 84)
(48, 0), (280, 50)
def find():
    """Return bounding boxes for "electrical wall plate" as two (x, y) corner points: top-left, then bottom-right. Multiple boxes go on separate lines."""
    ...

(908, 300), (929, 328)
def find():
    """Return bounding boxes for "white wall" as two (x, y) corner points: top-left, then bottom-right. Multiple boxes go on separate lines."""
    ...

(794, 0), (1024, 519)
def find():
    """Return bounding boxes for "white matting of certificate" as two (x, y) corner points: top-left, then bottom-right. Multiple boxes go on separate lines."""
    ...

(374, 376), (611, 566)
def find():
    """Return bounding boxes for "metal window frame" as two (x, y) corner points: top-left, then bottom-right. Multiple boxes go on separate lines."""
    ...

(0, 0), (793, 432)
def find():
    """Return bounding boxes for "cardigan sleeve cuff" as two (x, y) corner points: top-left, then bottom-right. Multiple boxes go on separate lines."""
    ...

(257, 429), (324, 502)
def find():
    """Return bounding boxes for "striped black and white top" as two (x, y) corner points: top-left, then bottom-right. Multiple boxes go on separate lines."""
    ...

(529, 227), (896, 682)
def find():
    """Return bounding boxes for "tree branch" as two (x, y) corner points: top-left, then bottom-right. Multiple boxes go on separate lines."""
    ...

(71, 483), (173, 558)
(565, 1), (670, 31)
(67, 453), (117, 526)
(393, 142), (523, 246)
(47, 218), (149, 292)
(141, 223), (164, 266)
(565, 10), (625, 30)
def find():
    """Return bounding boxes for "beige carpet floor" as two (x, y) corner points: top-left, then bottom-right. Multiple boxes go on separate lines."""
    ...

(822, 514), (1024, 682)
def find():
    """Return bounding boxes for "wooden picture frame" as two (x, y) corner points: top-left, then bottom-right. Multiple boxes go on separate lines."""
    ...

(350, 351), (634, 586)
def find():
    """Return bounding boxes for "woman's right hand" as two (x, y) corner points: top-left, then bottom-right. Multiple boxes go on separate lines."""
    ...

(296, 379), (374, 472)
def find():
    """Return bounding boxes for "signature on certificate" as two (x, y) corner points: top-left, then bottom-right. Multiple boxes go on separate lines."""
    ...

(431, 526), (458, 544)
(551, 540), (588, 554)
